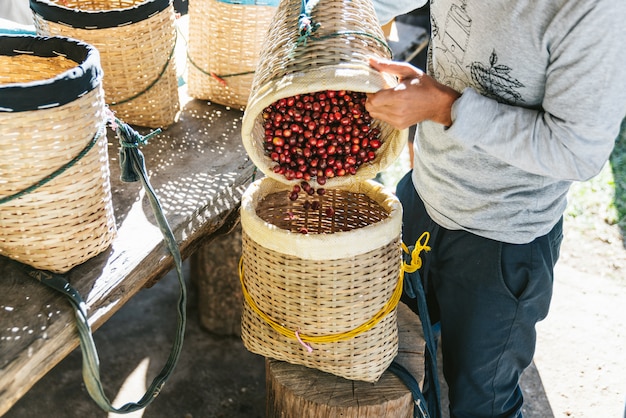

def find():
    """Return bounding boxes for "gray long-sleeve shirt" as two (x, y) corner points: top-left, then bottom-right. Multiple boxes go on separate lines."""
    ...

(374, 0), (626, 243)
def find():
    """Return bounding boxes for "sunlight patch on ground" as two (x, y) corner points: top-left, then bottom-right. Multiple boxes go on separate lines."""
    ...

(108, 357), (150, 418)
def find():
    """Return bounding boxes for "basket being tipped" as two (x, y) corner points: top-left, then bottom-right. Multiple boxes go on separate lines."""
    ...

(241, 0), (408, 188)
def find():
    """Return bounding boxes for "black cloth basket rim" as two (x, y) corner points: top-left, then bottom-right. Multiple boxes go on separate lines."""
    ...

(0, 35), (102, 112)
(29, 0), (171, 29)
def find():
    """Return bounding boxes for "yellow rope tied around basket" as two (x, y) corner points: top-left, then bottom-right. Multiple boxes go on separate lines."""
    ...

(402, 231), (431, 274)
(238, 232), (431, 351)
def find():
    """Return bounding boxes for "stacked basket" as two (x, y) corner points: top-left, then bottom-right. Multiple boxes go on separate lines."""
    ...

(239, 0), (408, 382)
(30, 0), (180, 128)
(187, 0), (279, 108)
(0, 35), (116, 273)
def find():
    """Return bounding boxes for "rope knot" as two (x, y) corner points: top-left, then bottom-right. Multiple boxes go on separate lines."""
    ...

(114, 120), (161, 149)
(297, 14), (320, 46)
(296, 0), (321, 47)
(402, 232), (431, 274)
(106, 112), (161, 183)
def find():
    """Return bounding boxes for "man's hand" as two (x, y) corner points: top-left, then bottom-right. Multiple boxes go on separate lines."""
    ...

(365, 57), (461, 129)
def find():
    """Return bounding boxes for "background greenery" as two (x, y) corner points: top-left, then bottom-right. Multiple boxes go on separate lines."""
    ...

(566, 118), (626, 244)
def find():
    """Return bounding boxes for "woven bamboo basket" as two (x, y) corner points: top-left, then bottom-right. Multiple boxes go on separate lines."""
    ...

(240, 177), (403, 382)
(187, 0), (278, 108)
(30, 0), (180, 129)
(0, 35), (116, 273)
(241, 0), (408, 189)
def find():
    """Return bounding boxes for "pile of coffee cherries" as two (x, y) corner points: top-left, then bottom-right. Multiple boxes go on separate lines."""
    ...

(262, 89), (383, 233)
(262, 89), (382, 185)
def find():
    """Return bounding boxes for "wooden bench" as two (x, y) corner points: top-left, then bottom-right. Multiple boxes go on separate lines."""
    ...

(0, 86), (255, 415)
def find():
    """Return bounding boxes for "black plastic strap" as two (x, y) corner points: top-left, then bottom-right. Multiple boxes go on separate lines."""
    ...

(389, 361), (430, 418)
(22, 119), (187, 414)
(400, 252), (443, 418)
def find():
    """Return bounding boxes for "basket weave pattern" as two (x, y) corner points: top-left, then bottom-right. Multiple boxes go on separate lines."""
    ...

(250, 0), (389, 94)
(187, 0), (277, 108)
(0, 55), (116, 273)
(33, 0), (180, 128)
(240, 179), (402, 382)
(241, 0), (407, 189)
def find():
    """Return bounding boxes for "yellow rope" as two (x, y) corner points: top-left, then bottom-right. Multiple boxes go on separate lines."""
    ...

(401, 231), (431, 274)
(238, 232), (431, 346)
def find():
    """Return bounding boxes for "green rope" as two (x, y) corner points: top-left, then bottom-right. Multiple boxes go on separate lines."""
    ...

(109, 32), (178, 106)
(311, 30), (394, 59)
(111, 117), (162, 183)
(175, 22), (253, 83)
(0, 125), (105, 205)
(290, 29), (393, 59)
(186, 51), (255, 83)
(291, 0), (392, 59)
(177, 22), (254, 84)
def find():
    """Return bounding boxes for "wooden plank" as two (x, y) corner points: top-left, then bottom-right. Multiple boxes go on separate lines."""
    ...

(265, 302), (425, 418)
(0, 87), (256, 415)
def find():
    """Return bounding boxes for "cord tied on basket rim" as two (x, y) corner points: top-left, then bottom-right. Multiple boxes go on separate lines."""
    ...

(106, 109), (162, 183)
(297, 0), (321, 46)
(290, 0), (393, 58)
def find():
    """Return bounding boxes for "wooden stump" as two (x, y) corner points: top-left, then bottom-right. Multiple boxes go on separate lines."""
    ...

(266, 302), (425, 418)
(191, 221), (243, 336)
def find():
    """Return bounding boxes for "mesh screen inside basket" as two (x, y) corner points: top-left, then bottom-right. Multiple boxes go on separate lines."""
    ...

(257, 188), (388, 234)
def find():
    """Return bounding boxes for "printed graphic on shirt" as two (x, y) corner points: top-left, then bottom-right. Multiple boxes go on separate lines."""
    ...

(469, 50), (525, 104)
(432, 0), (472, 91)
(431, 0), (526, 105)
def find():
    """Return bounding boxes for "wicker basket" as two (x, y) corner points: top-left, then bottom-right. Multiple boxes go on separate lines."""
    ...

(0, 35), (116, 273)
(241, 0), (408, 188)
(30, 0), (180, 129)
(240, 177), (403, 382)
(187, 0), (278, 108)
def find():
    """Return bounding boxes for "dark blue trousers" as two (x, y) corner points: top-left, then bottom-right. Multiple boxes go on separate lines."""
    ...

(396, 172), (563, 418)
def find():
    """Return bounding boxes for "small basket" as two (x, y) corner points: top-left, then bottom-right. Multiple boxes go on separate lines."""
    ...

(240, 177), (403, 382)
(187, 0), (279, 108)
(241, 0), (408, 188)
(0, 35), (116, 273)
(30, 0), (180, 128)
